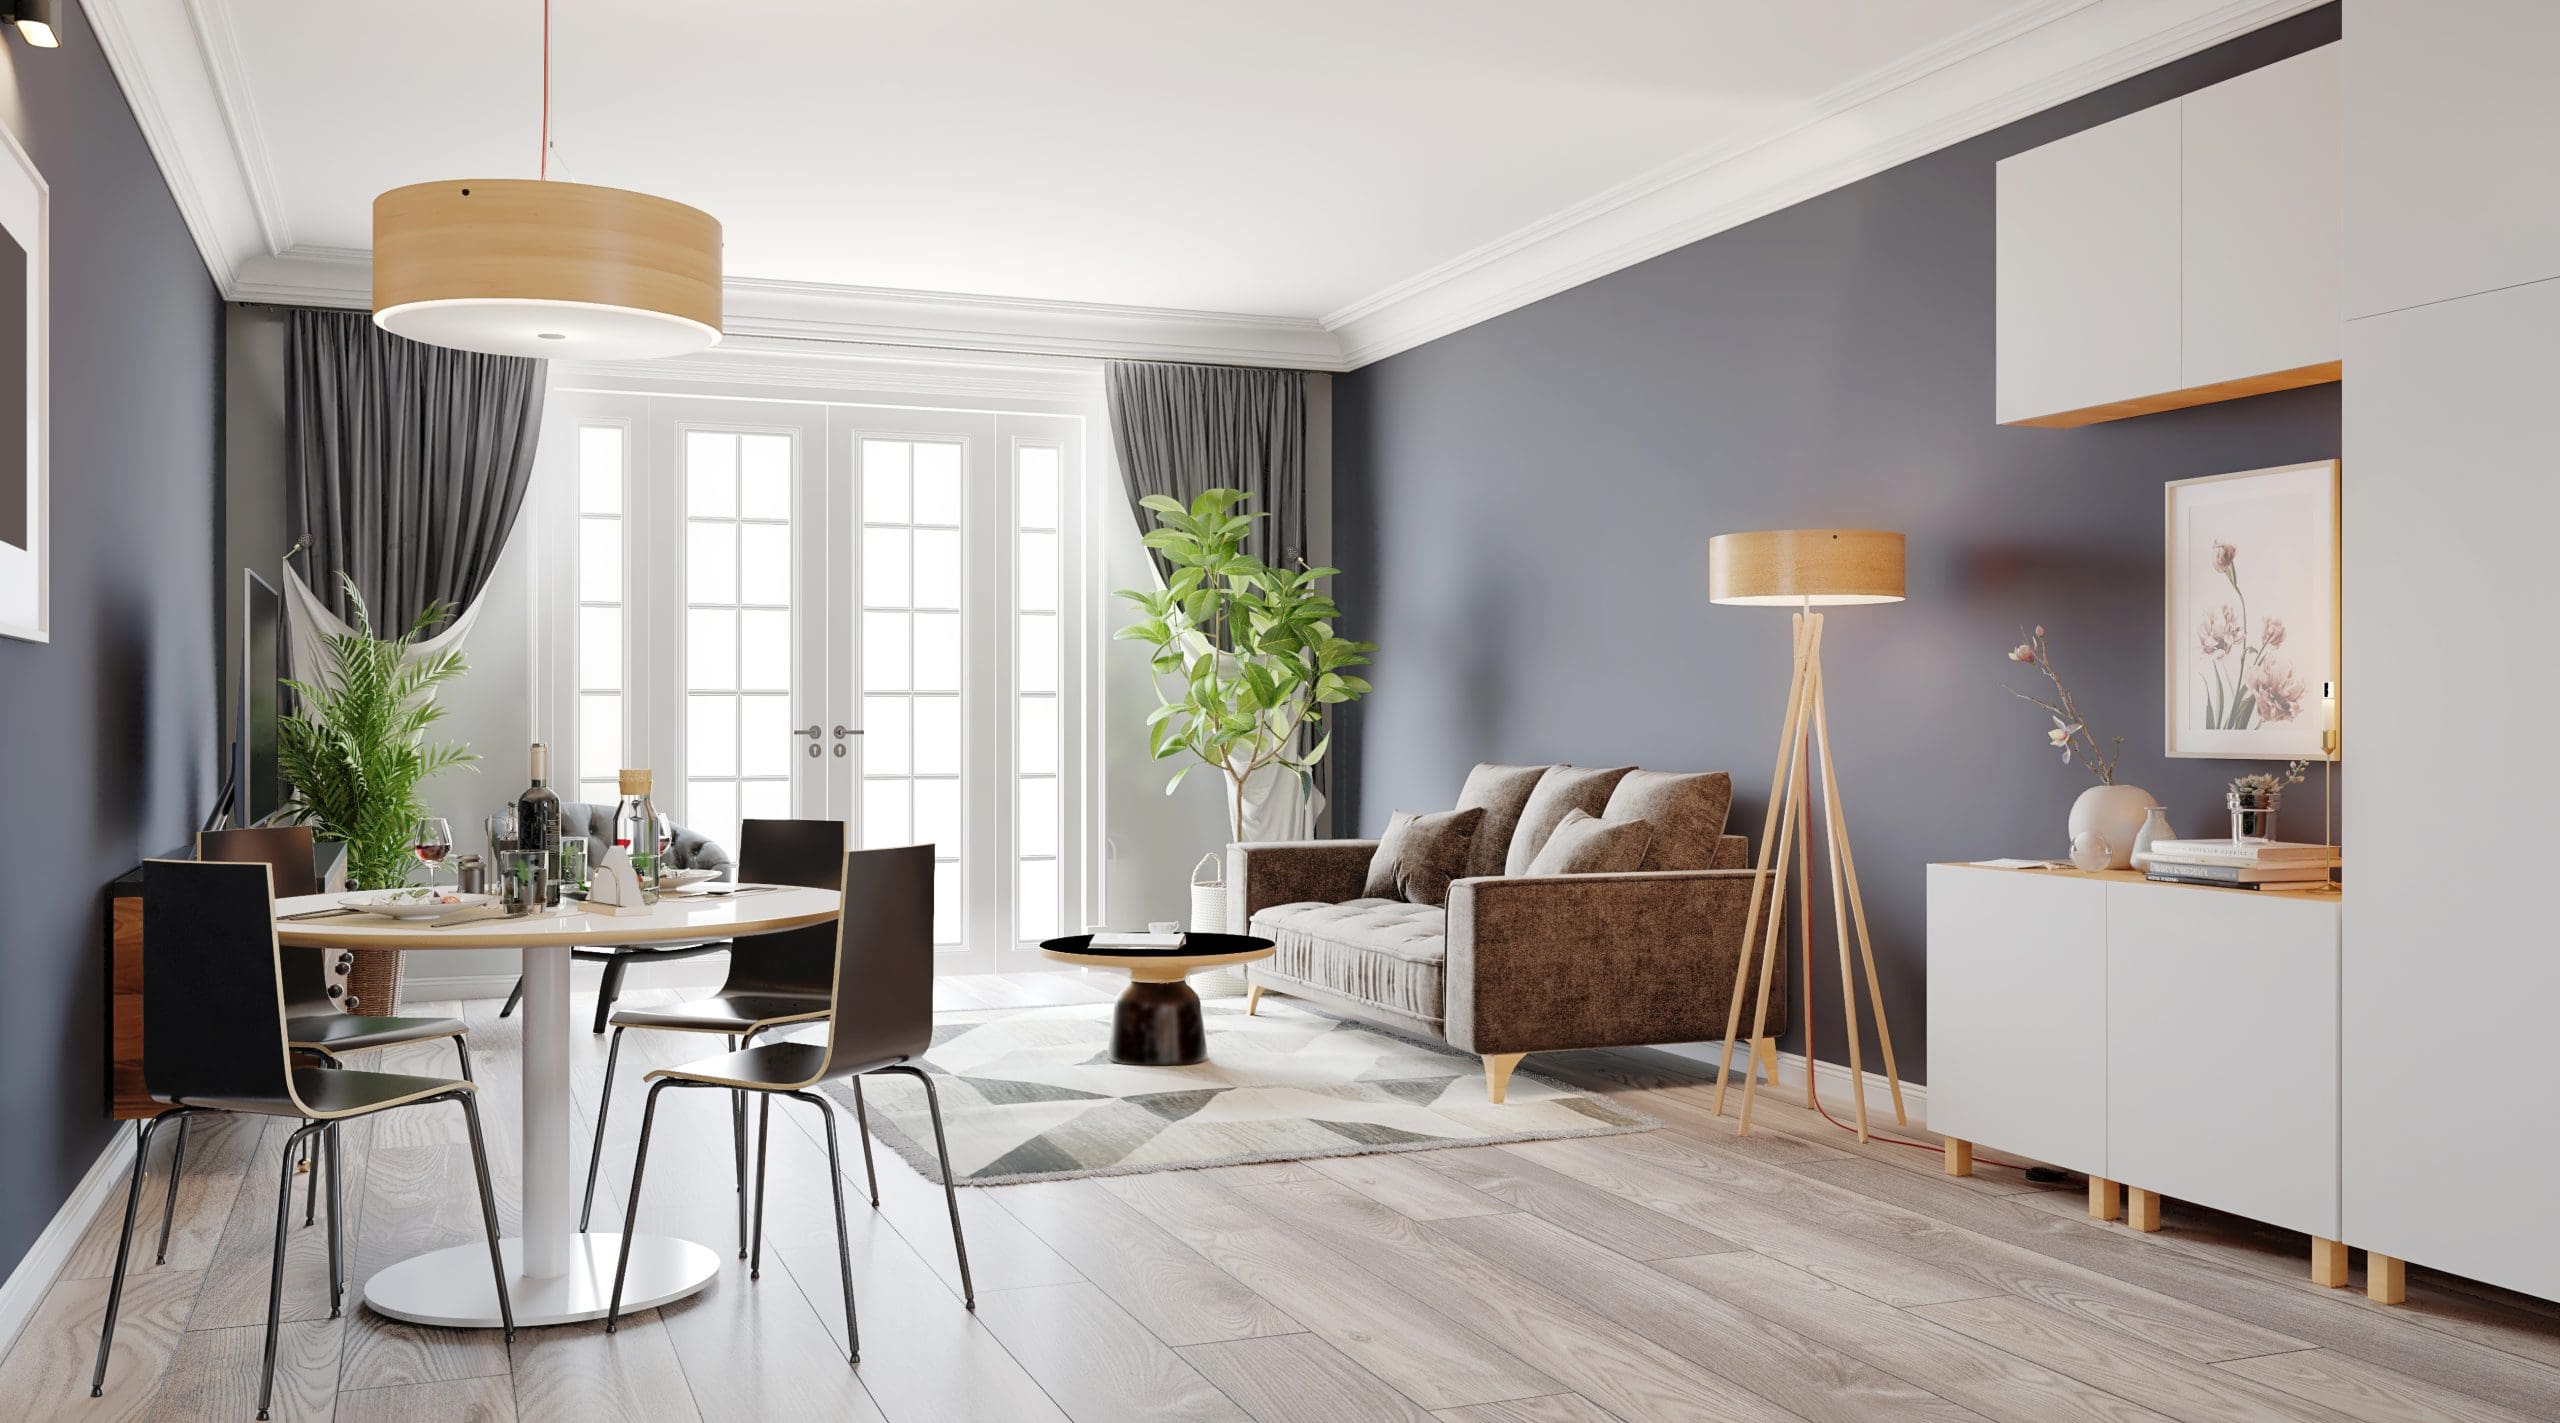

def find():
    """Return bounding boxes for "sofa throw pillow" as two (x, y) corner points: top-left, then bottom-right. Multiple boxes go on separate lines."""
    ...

(1602, 768), (1735, 871)
(1453, 762), (1551, 880)
(1524, 809), (1653, 876)
(1505, 764), (1637, 876)
(1362, 807), (1485, 907)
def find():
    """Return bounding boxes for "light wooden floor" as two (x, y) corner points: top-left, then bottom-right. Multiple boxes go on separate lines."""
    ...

(10, 972), (2560, 1422)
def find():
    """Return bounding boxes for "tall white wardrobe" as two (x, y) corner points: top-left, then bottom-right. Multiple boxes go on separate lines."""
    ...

(2343, 0), (2560, 1301)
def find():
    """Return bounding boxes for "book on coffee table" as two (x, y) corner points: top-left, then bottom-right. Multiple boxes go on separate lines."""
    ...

(1088, 931), (1186, 951)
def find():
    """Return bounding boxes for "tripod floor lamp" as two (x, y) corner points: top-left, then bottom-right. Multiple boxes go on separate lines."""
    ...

(1707, 529), (1909, 1139)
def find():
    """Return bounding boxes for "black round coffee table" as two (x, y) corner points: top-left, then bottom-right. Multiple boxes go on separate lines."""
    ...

(1039, 932), (1277, 1065)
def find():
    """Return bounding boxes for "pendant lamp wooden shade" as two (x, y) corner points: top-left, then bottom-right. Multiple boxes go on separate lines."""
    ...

(372, 180), (723, 360)
(370, 0), (722, 361)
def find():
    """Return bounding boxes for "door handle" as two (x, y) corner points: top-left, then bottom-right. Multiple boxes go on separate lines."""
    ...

(832, 725), (860, 757)
(795, 723), (822, 758)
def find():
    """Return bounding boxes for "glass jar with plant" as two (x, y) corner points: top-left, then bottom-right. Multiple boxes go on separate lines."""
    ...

(2004, 624), (2153, 868)
(2227, 759), (2310, 842)
(1114, 489), (1375, 844)
(277, 577), (478, 891)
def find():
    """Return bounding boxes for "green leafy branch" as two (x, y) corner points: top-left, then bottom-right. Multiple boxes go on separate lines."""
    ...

(1113, 489), (1376, 839)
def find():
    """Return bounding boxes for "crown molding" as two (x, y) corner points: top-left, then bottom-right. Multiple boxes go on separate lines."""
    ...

(90, 0), (2321, 374)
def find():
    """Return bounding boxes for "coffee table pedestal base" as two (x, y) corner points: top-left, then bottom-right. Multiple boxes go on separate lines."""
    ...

(1111, 978), (1207, 1065)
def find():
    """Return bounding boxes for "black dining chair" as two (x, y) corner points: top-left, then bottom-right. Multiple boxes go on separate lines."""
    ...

(606, 844), (969, 1363)
(197, 826), (477, 1237)
(94, 860), (512, 1421)
(580, 817), (847, 1256)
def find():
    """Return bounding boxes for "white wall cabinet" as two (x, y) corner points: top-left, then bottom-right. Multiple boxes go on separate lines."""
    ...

(1929, 866), (2341, 1245)
(1996, 44), (2340, 427)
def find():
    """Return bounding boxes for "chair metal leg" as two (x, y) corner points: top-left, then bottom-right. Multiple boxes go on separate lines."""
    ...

(606, 1079), (679, 1333)
(849, 1078), (880, 1208)
(324, 1124), (345, 1317)
(303, 1058), (339, 1228)
(152, 1114), (193, 1265)
(789, 1091), (860, 1364)
(452, 1035), (475, 1083)
(880, 1065), (972, 1308)
(749, 1094), (772, 1280)
(455, 1092), (516, 1343)
(579, 1026), (626, 1232)
(592, 959), (628, 1035)
(499, 975), (525, 1018)
(90, 1115), (170, 1398)
(259, 1123), (325, 1421)
(728, 1034), (747, 1257)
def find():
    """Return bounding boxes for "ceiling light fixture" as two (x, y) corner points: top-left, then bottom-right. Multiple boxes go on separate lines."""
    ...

(371, 0), (721, 361)
(6, 0), (61, 48)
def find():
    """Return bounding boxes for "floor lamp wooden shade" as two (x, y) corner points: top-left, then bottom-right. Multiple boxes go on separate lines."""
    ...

(1707, 529), (1910, 1139)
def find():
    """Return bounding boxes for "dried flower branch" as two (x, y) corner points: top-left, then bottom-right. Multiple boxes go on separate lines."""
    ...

(2002, 624), (2123, 785)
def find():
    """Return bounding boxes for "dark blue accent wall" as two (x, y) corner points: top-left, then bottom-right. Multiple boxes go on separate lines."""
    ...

(0, 6), (224, 1274)
(1334, 7), (2342, 1082)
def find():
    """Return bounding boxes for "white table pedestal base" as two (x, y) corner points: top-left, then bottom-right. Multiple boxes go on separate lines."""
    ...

(363, 1233), (719, 1328)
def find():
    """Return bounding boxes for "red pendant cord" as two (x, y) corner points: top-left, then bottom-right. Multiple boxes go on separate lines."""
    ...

(539, 0), (551, 179)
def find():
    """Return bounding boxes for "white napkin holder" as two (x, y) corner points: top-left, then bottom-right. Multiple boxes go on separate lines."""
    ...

(585, 846), (654, 916)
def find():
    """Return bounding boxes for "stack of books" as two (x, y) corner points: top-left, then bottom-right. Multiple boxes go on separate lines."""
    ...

(2141, 838), (2340, 891)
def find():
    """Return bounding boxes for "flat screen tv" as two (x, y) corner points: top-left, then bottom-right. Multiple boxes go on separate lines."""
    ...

(235, 568), (283, 827)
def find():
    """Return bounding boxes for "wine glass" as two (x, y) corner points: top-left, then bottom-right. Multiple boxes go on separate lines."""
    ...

(413, 817), (454, 887)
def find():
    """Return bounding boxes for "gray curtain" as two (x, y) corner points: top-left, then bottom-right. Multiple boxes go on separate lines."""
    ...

(286, 308), (547, 626)
(1104, 360), (1307, 575)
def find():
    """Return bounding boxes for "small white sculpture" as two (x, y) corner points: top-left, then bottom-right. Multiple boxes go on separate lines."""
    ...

(586, 845), (653, 915)
(2068, 831), (2113, 873)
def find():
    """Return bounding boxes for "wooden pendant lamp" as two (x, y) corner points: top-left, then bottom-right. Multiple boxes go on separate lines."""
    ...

(371, 1), (721, 361)
(1705, 529), (1910, 1139)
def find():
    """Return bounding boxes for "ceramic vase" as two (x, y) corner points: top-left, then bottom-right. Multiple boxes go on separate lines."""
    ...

(2068, 784), (2155, 871)
(2130, 805), (2173, 868)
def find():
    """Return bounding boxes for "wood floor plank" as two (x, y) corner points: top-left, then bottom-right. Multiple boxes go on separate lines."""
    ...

(333, 1372), (517, 1422)
(2216, 1347), (2550, 1423)
(1428, 1211), (1978, 1423)
(509, 1317), (704, 1423)
(1304, 1152), (1512, 1221)
(1179, 1334), (1437, 1423)
(1435, 1395), (1626, 1423)
(1423, 1145), (1742, 1260)
(1234, 1176), (1802, 1423)
(972, 1281), (1250, 1422)
(1102, 1170), (1563, 1410)
(1809, 1157), (2560, 1417)
(1909, 1294), (2345, 1423)
(652, 1260), (889, 1423)
(62, 1113), (258, 1279)
(989, 1180), (1301, 1346)
(0, 1267), (200, 1422)
(144, 1319), (340, 1423)
(1655, 1251), (2171, 1423)
(187, 1117), (354, 1332)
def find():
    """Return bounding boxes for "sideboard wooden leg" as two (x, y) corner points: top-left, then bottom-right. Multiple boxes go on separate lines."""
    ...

(2368, 1253), (2407, 1304)
(2311, 1236), (2349, 1287)
(1943, 1139), (1974, 1178)
(2089, 1176), (2122, 1222)
(2127, 1187), (2162, 1232)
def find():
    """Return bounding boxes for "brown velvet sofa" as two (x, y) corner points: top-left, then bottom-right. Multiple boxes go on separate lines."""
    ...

(1228, 762), (1788, 1104)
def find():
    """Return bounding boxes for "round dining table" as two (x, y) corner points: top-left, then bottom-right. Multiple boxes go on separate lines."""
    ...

(274, 885), (841, 1329)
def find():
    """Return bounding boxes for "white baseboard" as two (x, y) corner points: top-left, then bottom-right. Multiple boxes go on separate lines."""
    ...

(399, 956), (732, 1002)
(1654, 1041), (1929, 1125)
(0, 1130), (132, 1361)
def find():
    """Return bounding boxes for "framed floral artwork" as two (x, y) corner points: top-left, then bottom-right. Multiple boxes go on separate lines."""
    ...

(2164, 461), (2339, 759)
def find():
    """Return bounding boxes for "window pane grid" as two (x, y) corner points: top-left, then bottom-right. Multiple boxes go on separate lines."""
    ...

(1016, 443), (1063, 944)
(574, 425), (628, 787)
(682, 429), (794, 853)
(860, 438), (966, 947)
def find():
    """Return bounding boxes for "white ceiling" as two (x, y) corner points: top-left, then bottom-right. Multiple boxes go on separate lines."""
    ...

(89, 0), (2323, 367)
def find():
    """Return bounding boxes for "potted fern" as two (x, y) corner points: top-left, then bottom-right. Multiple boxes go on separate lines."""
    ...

(1116, 489), (1375, 844)
(276, 576), (478, 892)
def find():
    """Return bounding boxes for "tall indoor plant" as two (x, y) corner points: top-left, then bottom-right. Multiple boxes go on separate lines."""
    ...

(1115, 489), (1375, 841)
(277, 575), (477, 890)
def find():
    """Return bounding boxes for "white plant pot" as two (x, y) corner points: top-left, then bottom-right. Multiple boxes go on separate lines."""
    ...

(2067, 784), (2155, 871)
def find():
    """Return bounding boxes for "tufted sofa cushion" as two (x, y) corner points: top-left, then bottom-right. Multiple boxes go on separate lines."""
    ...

(1251, 898), (1449, 1029)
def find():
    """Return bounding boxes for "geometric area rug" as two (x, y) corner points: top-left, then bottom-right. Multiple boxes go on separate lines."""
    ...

(820, 997), (1656, 1187)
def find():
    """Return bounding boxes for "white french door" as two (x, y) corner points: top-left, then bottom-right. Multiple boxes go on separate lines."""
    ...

(545, 393), (1090, 972)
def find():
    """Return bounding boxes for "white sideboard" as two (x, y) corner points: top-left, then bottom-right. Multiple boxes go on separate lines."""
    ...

(1995, 43), (2340, 427)
(1927, 865), (2371, 1290)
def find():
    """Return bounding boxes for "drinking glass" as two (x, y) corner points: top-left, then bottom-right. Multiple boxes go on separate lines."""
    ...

(488, 805), (520, 858)
(412, 817), (454, 886)
(497, 849), (544, 916)
(558, 838), (590, 895)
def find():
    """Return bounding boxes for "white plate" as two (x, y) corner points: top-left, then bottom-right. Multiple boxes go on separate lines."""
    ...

(338, 890), (500, 921)
(658, 868), (722, 888)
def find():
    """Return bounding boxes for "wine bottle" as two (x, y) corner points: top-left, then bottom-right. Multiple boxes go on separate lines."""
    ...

(612, 769), (661, 905)
(518, 743), (563, 908)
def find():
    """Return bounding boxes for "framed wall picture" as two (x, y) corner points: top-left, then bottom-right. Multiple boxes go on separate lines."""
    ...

(2165, 460), (2339, 759)
(0, 119), (46, 644)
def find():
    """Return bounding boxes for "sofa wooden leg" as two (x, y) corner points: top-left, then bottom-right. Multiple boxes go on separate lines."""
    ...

(1482, 1053), (1525, 1105)
(2311, 1236), (2349, 1287)
(2368, 1253), (2406, 1304)
(1752, 1037), (1781, 1090)
(2127, 1187), (2162, 1233)
(1944, 1138), (1973, 1178)
(1244, 985), (1264, 1016)
(2089, 1176), (2121, 1222)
